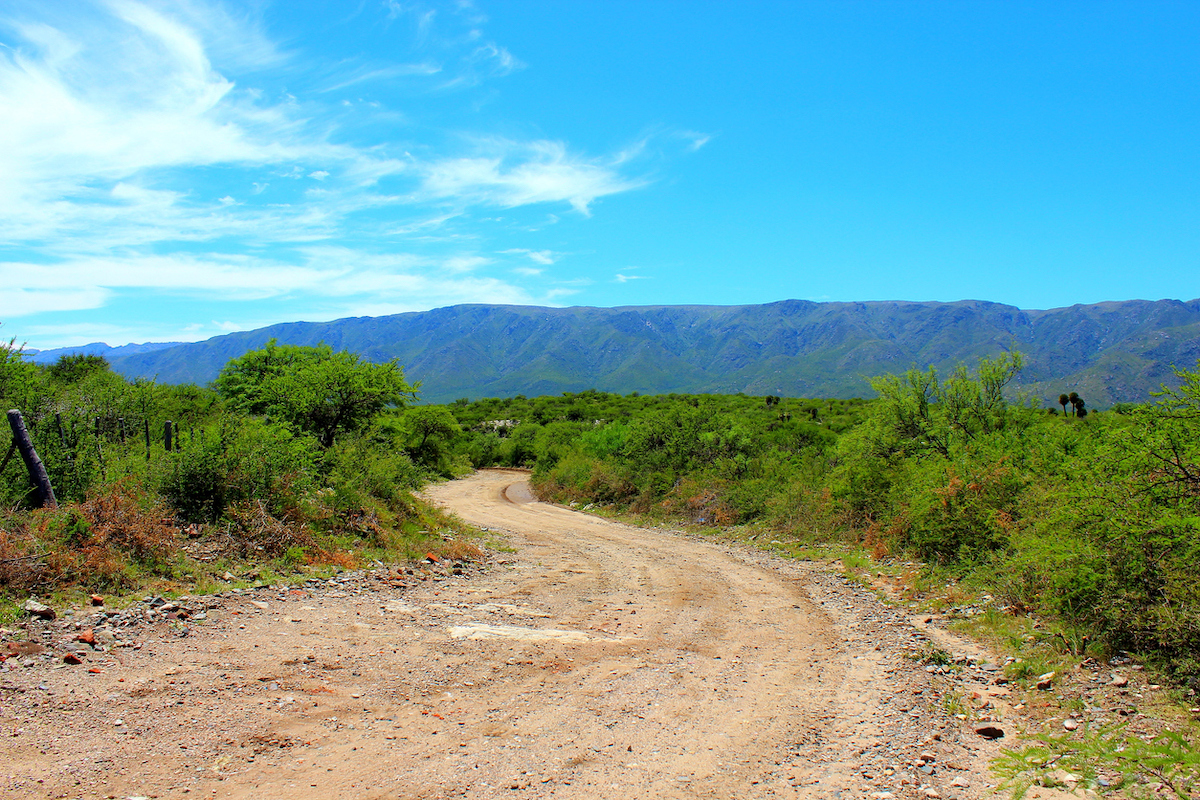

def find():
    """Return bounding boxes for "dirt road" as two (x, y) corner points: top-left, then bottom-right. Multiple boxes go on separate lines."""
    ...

(2, 470), (1012, 799)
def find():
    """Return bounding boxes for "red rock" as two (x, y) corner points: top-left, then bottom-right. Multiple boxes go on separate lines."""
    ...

(89, 594), (104, 606)
(76, 629), (96, 645)
(425, 552), (441, 563)
(63, 653), (83, 664)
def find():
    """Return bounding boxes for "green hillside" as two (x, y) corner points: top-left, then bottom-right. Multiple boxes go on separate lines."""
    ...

(103, 298), (1200, 405)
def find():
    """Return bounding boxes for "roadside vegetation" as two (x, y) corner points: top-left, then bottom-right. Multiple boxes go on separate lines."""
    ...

(0, 334), (479, 622)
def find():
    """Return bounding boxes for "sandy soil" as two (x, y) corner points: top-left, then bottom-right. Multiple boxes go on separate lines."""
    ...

(1, 469), (1023, 799)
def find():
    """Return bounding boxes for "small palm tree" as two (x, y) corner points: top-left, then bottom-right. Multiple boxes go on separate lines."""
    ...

(1058, 393), (1069, 416)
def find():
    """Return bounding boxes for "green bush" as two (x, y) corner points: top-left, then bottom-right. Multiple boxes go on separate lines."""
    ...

(157, 416), (313, 522)
(904, 462), (1022, 564)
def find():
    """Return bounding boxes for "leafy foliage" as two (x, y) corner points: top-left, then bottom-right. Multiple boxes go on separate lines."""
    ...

(215, 340), (417, 446)
(0, 327), (459, 601)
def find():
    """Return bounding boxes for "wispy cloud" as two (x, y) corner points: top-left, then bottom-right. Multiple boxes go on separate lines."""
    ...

(678, 130), (712, 152)
(501, 248), (561, 265)
(422, 139), (646, 215)
(318, 61), (442, 92)
(0, 0), (703, 349)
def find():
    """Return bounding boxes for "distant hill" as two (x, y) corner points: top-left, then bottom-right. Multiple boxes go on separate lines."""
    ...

(28, 341), (183, 365)
(104, 299), (1200, 406)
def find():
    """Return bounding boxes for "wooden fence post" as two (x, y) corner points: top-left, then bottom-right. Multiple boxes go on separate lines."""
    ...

(6, 409), (57, 509)
(55, 412), (68, 449)
(164, 420), (173, 452)
(94, 416), (105, 480)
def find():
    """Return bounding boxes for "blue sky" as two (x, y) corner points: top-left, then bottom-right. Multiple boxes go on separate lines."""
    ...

(2, 1), (1198, 350)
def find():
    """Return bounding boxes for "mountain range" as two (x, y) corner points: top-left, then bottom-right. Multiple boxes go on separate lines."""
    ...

(34, 299), (1200, 406)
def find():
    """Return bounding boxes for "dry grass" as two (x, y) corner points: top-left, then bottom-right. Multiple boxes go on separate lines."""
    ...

(0, 513), (48, 595)
(79, 482), (178, 564)
(0, 483), (180, 594)
(221, 499), (315, 559)
(431, 538), (486, 563)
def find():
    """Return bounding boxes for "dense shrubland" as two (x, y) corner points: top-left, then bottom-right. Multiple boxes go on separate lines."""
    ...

(442, 356), (1200, 687)
(0, 336), (476, 616)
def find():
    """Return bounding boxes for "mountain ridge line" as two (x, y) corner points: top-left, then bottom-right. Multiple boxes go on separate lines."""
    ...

(32, 298), (1200, 406)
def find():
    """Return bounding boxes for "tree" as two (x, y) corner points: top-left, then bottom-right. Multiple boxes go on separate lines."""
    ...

(1068, 392), (1080, 417)
(215, 341), (417, 447)
(868, 351), (1025, 458)
(1059, 393), (1070, 417)
(47, 354), (110, 384)
(0, 327), (40, 407)
(397, 406), (461, 471)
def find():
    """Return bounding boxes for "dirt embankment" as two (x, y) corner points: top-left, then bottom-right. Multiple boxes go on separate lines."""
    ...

(2, 470), (1022, 799)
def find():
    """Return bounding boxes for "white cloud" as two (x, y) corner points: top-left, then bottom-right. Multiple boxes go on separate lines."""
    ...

(0, 1), (659, 254)
(680, 130), (712, 152)
(0, 286), (110, 316)
(319, 62), (442, 92)
(0, 1), (693, 348)
(614, 266), (648, 284)
(1, 255), (345, 300)
(501, 248), (560, 265)
(543, 287), (581, 301)
(422, 139), (646, 215)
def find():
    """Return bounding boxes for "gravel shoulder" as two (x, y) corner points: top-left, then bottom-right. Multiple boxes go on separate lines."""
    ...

(3, 469), (1037, 799)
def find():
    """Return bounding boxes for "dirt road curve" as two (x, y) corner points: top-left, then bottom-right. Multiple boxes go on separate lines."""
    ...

(3, 470), (1010, 799)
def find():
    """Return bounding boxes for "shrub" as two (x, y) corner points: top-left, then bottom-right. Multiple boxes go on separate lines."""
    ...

(904, 463), (1021, 564)
(157, 416), (313, 522)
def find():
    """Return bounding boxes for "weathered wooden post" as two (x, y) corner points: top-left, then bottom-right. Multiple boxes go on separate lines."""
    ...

(94, 416), (106, 479)
(54, 412), (68, 449)
(164, 420), (173, 452)
(143, 418), (151, 461)
(6, 409), (57, 509)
